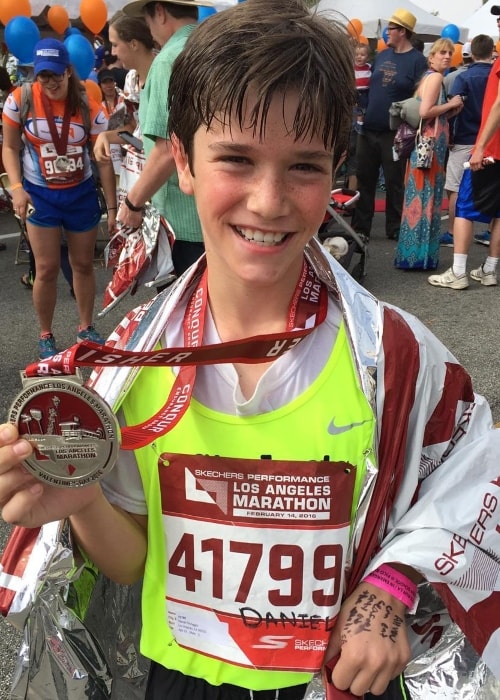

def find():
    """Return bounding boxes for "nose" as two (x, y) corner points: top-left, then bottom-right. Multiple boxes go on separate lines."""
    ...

(246, 171), (290, 220)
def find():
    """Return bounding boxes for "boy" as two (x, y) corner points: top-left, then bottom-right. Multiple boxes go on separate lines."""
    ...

(346, 43), (372, 190)
(1, 1), (499, 699)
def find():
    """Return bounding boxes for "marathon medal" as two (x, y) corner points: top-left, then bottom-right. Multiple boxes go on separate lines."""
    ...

(54, 155), (71, 172)
(8, 373), (120, 488)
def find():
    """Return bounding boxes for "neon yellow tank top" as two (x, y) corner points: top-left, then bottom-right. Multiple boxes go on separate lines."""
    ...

(121, 322), (375, 690)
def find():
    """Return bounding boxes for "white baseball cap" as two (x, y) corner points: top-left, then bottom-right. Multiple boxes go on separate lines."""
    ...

(462, 42), (472, 58)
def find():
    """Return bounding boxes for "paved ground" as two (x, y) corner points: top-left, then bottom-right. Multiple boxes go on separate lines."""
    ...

(0, 205), (499, 697)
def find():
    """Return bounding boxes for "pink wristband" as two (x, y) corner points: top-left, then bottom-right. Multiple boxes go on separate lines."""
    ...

(362, 564), (418, 610)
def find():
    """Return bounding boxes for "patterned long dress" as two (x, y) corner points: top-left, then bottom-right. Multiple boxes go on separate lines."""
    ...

(394, 82), (448, 271)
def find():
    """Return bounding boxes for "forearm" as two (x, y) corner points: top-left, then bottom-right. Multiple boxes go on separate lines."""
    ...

(2, 145), (23, 185)
(126, 138), (175, 208)
(69, 487), (147, 584)
(97, 159), (118, 211)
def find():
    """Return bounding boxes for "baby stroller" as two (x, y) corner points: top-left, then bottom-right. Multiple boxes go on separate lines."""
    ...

(317, 188), (368, 282)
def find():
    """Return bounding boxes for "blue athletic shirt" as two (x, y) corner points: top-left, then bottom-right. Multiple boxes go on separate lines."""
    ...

(364, 48), (427, 132)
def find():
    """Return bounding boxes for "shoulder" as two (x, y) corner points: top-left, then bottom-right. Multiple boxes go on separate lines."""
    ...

(2, 85), (23, 125)
(424, 70), (443, 87)
(86, 94), (104, 119)
(8, 85), (21, 104)
(149, 49), (173, 79)
(408, 50), (428, 74)
(80, 94), (107, 134)
(491, 57), (500, 80)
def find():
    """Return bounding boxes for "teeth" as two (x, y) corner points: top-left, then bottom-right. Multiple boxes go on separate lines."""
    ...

(236, 227), (287, 245)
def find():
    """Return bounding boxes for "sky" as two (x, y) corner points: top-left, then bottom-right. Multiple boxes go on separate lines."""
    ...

(414, 0), (485, 24)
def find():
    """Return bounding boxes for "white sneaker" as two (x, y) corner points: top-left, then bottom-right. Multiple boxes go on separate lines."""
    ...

(470, 265), (498, 286)
(428, 267), (469, 290)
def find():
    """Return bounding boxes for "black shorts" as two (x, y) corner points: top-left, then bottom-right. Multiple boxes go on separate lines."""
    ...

(469, 158), (500, 218)
(145, 663), (411, 700)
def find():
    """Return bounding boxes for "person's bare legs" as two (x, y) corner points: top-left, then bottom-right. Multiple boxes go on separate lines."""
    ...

(66, 226), (98, 330)
(26, 223), (62, 335)
(488, 217), (500, 258)
(452, 216), (474, 254)
(446, 190), (458, 237)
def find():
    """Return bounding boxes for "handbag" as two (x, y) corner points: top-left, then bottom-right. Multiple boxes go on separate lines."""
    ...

(415, 117), (438, 169)
(389, 96), (421, 130)
(393, 120), (417, 160)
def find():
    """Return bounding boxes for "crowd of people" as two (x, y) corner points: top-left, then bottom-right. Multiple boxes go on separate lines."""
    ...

(1, 2), (500, 699)
(1, 3), (499, 352)
(346, 5), (500, 284)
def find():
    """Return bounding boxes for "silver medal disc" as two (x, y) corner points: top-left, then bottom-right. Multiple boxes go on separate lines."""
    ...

(8, 373), (120, 488)
(54, 155), (71, 172)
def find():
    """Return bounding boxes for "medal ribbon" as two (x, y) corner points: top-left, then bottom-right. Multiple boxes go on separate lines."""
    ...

(40, 91), (72, 156)
(25, 259), (328, 449)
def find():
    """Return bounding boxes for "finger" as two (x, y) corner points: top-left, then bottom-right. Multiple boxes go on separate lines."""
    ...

(0, 422), (21, 448)
(334, 650), (398, 697)
(0, 481), (44, 526)
(0, 425), (33, 471)
(0, 464), (40, 510)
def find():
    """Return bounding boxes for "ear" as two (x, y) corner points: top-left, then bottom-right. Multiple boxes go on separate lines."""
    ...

(170, 133), (194, 195)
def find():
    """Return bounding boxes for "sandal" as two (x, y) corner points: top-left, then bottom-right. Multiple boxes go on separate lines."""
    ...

(20, 272), (33, 289)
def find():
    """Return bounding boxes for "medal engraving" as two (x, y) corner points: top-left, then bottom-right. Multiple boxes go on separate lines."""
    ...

(8, 375), (120, 488)
(54, 155), (71, 172)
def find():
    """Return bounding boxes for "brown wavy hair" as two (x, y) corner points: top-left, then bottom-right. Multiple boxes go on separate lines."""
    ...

(168, 0), (355, 171)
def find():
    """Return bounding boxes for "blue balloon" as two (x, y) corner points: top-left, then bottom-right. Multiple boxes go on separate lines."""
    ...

(382, 26), (389, 44)
(441, 23), (460, 43)
(198, 6), (216, 21)
(5, 17), (40, 65)
(64, 27), (82, 38)
(65, 34), (95, 80)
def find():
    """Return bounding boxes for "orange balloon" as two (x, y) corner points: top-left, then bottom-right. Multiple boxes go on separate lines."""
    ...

(377, 38), (387, 52)
(347, 18), (363, 39)
(80, 0), (107, 34)
(47, 5), (69, 34)
(83, 79), (102, 105)
(450, 43), (462, 68)
(358, 35), (369, 46)
(496, 39), (500, 53)
(0, 0), (31, 25)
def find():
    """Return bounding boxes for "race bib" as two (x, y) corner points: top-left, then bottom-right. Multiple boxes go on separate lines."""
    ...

(39, 144), (85, 184)
(118, 144), (145, 204)
(159, 453), (356, 672)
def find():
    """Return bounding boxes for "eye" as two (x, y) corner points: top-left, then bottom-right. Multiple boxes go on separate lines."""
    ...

(293, 163), (323, 173)
(219, 154), (251, 165)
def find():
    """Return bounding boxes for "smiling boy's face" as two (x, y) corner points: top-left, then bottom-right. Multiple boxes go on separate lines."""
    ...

(172, 90), (334, 293)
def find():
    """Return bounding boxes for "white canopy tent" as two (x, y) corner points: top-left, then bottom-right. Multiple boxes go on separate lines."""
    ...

(28, 0), (236, 21)
(314, 0), (468, 43)
(461, 0), (500, 40)
(29, 0), (123, 22)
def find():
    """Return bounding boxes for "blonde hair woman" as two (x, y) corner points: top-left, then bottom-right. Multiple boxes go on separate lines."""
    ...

(395, 38), (464, 270)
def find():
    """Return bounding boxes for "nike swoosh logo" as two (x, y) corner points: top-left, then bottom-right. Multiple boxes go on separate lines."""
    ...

(328, 418), (372, 436)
